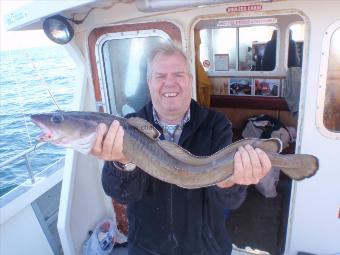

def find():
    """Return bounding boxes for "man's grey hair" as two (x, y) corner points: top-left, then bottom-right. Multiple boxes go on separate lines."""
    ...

(146, 42), (192, 80)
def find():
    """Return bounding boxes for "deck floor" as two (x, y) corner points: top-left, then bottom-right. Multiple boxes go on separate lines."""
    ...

(226, 179), (291, 255)
(110, 246), (128, 255)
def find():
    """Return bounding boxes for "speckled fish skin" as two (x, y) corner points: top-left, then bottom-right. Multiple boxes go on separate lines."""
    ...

(31, 111), (319, 188)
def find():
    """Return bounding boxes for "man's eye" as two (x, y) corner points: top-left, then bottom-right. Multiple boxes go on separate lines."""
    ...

(175, 73), (185, 78)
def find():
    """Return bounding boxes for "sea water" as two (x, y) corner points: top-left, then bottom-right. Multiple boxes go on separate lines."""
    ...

(0, 46), (76, 196)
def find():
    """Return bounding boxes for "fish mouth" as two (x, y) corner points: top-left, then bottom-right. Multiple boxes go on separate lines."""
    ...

(31, 118), (54, 141)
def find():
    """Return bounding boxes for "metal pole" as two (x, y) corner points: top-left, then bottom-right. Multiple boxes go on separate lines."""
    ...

(24, 154), (35, 184)
(0, 143), (45, 168)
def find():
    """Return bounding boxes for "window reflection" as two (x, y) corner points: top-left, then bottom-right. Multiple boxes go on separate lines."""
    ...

(200, 28), (237, 71)
(288, 23), (305, 67)
(239, 26), (275, 71)
(324, 27), (340, 132)
(124, 39), (144, 97)
(212, 28), (237, 70)
(102, 36), (167, 116)
(261, 30), (278, 71)
(199, 25), (277, 71)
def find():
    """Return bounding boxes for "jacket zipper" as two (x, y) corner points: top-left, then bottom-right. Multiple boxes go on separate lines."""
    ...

(168, 184), (178, 250)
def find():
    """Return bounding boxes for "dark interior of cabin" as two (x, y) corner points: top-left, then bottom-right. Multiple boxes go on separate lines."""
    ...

(209, 97), (296, 255)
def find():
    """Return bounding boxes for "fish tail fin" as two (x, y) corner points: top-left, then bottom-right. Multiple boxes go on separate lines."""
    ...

(268, 153), (319, 180)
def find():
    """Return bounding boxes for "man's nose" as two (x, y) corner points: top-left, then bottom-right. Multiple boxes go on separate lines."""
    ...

(164, 74), (176, 84)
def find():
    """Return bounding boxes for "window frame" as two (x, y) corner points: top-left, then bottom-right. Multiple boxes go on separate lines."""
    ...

(316, 20), (340, 139)
(88, 21), (182, 113)
(95, 29), (171, 114)
(194, 18), (280, 76)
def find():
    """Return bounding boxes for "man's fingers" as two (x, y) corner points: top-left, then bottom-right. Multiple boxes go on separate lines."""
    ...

(256, 148), (272, 177)
(238, 146), (253, 184)
(91, 123), (107, 155)
(103, 120), (120, 155)
(232, 151), (244, 183)
(245, 144), (262, 183)
(112, 126), (124, 158)
(231, 146), (272, 186)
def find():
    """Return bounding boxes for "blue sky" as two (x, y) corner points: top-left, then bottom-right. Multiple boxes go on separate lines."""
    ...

(0, 1), (54, 51)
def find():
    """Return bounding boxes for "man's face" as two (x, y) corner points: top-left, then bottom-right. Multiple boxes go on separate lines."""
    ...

(148, 52), (193, 119)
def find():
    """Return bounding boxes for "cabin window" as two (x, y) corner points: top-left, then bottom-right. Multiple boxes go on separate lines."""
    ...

(323, 27), (340, 132)
(200, 28), (237, 71)
(96, 30), (170, 116)
(199, 24), (277, 72)
(89, 22), (182, 115)
(287, 23), (305, 67)
(240, 26), (277, 71)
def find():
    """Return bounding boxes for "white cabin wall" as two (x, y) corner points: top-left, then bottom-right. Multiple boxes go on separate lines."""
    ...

(58, 27), (115, 254)
(78, 1), (144, 33)
(69, 155), (112, 254)
(284, 2), (340, 254)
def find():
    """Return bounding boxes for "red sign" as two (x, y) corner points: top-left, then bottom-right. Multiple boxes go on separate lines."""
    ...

(227, 5), (262, 13)
(203, 60), (210, 68)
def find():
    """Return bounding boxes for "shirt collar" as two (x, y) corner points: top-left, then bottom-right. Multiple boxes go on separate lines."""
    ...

(152, 107), (190, 128)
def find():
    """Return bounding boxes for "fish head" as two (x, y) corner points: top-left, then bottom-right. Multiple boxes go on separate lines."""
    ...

(31, 111), (99, 154)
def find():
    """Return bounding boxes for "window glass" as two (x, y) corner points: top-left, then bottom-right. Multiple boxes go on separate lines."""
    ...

(290, 23), (305, 41)
(212, 28), (237, 70)
(239, 26), (276, 71)
(102, 36), (167, 116)
(324, 27), (340, 131)
(199, 25), (277, 71)
(288, 23), (305, 67)
(200, 28), (236, 71)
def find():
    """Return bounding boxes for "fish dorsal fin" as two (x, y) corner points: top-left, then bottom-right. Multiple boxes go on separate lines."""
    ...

(158, 140), (210, 166)
(127, 117), (160, 140)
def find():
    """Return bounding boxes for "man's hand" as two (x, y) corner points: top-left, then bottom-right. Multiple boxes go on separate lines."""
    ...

(217, 144), (272, 188)
(91, 120), (129, 163)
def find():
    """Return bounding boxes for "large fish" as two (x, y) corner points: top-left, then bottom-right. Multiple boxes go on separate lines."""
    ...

(31, 111), (319, 188)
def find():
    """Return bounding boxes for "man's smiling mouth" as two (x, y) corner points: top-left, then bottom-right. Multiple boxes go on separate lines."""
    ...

(163, 92), (179, 97)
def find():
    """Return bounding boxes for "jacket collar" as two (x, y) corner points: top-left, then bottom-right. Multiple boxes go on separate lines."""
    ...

(138, 99), (208, 146)
(179, 100), (208, 145)
(152, 106), (190, 128)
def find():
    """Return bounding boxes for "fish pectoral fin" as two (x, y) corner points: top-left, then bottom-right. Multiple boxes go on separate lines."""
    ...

(68, 132), (97, 154)
(158, 140), (209, 166)
(127, 117), (160, 140)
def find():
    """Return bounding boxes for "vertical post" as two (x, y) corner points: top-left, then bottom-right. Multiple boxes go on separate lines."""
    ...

(236, 27), (239, 71)
(24, 154), (35, 184)
(208, 29), (213, 72)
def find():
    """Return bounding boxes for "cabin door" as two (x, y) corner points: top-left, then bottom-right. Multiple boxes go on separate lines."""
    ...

(193, 12), (306, 254)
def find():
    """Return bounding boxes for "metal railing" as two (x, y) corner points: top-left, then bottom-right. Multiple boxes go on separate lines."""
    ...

(0, 143), (46, 184)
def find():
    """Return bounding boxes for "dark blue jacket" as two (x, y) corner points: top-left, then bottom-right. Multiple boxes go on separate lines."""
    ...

(102, 100), (247, 255)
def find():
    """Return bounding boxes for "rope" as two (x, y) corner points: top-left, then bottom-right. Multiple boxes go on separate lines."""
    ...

(24, 51), (62, 111)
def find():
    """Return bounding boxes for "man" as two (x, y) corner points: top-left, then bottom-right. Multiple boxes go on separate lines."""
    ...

(91, 43), (272, 255)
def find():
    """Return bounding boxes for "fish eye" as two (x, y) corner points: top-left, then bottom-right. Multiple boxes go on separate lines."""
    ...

(50, 114), (64, 124)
